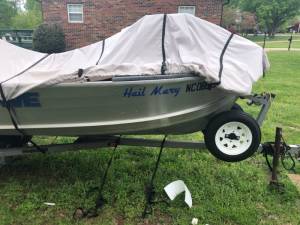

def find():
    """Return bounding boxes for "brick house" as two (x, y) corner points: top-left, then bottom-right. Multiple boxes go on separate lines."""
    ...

(41, 0), (226, 49)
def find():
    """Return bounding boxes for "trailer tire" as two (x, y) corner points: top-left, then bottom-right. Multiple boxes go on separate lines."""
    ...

(231, 103), (243, 111)
(204, 110), (261, 162)
(202, 103), (242, 136)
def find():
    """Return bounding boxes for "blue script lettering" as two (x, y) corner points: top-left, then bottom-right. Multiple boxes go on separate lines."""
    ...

(123, 87), (146, 98)
(151, 86), (180, 97)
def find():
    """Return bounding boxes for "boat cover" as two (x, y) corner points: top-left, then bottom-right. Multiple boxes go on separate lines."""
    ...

(0, 13), (269, 101)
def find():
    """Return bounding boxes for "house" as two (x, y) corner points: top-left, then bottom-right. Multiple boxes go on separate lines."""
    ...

(287, 22), (300, 33)
(41, 0), (226, 49)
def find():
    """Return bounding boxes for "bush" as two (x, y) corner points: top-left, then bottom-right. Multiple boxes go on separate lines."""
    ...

(33, 23), (66, 53)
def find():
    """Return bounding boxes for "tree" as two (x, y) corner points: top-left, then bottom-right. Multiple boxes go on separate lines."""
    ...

(11, 10), (42, 29)
(222, 7), (237, 29)
(230, 0), (300, 36)
(0, 0), (18, 28)
(33, 23), (66, 53)
(222, 7), (257, 35)
(11, 0), (42, 29)
(25, 0), (41, 12)
(0, 0), (42, 29)
(240, 12), (256, 35)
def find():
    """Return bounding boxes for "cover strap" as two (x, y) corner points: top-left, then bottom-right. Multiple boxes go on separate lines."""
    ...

(218, 33), (234, 81)
(161, 14), (167, 75)
(208, 33), (234, 89)
(96, 39), (106, 65)
(0, 52), (50, 152)
(0, 84), (47, 153)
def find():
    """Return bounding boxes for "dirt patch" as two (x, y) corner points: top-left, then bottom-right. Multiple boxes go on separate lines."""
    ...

(288, 174), (300, 190)
(287, 126), (300, 132)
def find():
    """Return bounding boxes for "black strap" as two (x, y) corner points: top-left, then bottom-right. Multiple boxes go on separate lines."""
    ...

(74, 136), (121, 219)
(262, 32), (267, 77)
(208, 33), (234, 89)
(96, 39), (106, 65)
(281, 152), (296, 172)
(218, 33), (234, 80)
(281, 136), (296, 172)
(78, 68), (84, 77)
(0, 53), (50, 152)
(262, 142), (277, 172)
(0, 52), (50, 150)
(142, 135), (168, 218)
(0, 84), (47, 153)
(161, 14), (167, 75)
(263, 140), (296, 173)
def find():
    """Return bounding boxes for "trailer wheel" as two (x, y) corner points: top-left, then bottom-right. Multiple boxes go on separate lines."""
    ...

(204, 110), (261, 162)
(202, 103), (242, 136)
(231, 103), (243, 111)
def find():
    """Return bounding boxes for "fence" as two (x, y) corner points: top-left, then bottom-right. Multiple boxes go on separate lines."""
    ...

(0, 29), (34, 49)
(246, 33), (300, 51)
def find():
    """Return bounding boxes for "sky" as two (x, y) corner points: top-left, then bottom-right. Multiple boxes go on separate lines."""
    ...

(14, 0), (26, 10)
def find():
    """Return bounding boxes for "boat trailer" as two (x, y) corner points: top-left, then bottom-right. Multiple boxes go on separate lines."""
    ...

(1, 133), (299, 171)
(0, 131), (299, 218)
(0, 93), (299, 218)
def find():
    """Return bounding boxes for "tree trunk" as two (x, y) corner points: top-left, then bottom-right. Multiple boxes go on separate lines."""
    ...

(267, 26), (276, 37)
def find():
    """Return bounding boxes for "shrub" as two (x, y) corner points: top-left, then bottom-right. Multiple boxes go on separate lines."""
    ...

(33, 23), (66, 53)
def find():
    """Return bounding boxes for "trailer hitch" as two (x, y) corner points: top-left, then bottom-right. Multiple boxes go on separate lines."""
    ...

(243, 93), (275, 126)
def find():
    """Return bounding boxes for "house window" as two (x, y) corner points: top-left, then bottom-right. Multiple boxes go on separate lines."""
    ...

(67, 4), (83, 23)
(178, 6), (196, 15)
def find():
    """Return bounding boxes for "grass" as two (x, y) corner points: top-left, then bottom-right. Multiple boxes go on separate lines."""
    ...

(246, 34), (300, 42)
(240, 51), (300, 144)
(256, 41), (300, 49)
(245, 34), (300, 49)
(0, 52), (300, 225)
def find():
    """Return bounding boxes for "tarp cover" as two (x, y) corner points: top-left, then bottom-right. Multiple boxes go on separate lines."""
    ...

(0, 14), (269, 100)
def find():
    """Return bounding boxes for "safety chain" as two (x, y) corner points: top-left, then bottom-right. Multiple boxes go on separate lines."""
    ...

(262, 135), (296, 172)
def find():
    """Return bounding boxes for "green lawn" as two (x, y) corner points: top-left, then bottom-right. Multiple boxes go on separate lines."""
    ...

(241, 51), (300, 144)
(246, 34), (300, 42)
(255, 40), (300, 49)
(0, 52), (300, 225)
(245, 34), (300, 49)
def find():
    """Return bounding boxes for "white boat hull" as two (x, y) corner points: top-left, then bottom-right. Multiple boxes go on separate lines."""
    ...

(0, 75), (237, 136)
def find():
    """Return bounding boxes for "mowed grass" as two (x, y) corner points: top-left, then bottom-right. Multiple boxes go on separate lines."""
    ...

(246, 34), (300, 42)
(0, 52), (300, 225)
(246, 34), (300, 49)
(256, 40), (300, 49)
(243, 51), (300, 144)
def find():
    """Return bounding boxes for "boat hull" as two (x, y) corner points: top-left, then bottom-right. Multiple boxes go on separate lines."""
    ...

(0, 76), (237, 136)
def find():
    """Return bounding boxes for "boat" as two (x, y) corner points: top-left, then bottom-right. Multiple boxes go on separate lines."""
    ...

(0, 75), (237, 136)
(0, 14), (271, 162)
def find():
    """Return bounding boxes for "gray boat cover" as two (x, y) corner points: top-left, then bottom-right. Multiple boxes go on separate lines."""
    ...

(0, 13), (269, 100)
